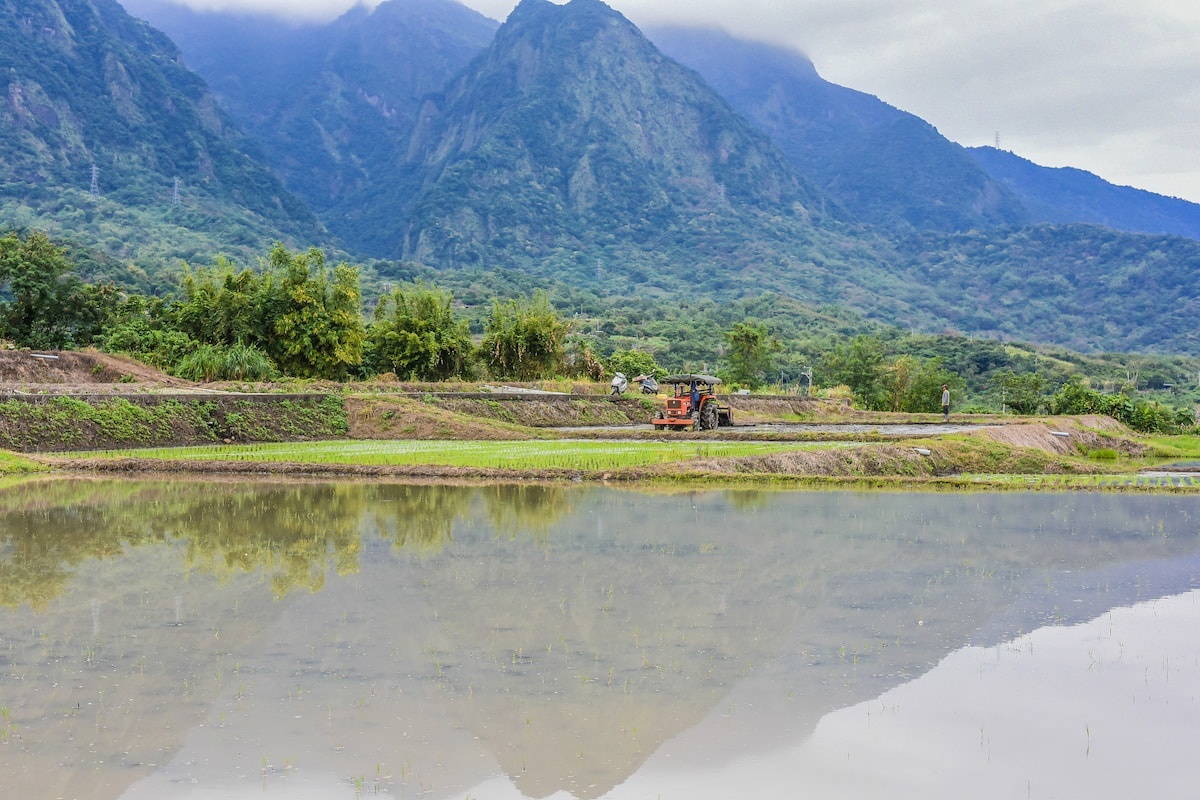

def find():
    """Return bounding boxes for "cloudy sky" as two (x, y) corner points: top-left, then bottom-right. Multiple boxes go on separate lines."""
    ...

(137, 0), (1200, 204)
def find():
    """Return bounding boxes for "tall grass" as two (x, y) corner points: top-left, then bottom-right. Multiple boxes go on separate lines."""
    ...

(175, 342), (276, 382)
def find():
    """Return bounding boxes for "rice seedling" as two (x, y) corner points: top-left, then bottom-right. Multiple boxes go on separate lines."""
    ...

(62, 439), (824, 472)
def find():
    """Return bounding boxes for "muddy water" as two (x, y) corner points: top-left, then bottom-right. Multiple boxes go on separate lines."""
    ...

(1, 479), (1198, 799)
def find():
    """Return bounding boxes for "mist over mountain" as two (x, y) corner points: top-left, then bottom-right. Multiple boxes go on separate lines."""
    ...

(0, 0), (321, 267)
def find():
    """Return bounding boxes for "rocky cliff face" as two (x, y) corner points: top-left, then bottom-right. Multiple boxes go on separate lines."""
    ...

(0, 0), (318, 241)
(395, 0), (829, 268)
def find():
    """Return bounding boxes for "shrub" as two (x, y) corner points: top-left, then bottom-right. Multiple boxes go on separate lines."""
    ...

(1049, 378), (1193, 433)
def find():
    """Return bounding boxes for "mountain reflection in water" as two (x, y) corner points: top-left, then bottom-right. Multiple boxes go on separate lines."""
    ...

(1, 479), (1197, 799)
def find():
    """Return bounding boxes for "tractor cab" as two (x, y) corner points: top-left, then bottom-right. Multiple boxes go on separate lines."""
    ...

(651, 374), (733, 431)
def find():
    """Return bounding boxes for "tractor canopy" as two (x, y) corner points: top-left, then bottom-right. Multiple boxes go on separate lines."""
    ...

(661, 374), (722, 387)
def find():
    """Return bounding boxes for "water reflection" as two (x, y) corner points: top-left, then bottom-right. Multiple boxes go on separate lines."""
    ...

(1, 479), (1198, 799)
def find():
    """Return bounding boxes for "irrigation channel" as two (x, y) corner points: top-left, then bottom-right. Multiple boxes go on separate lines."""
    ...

(2, 479), (1198, 800)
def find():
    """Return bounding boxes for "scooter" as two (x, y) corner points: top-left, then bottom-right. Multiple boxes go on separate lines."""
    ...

(633, 374), (659, 394)
(610, 372), (628, 395)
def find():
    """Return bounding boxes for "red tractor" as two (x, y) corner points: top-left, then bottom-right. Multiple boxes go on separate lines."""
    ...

(651, 374), (733, 431)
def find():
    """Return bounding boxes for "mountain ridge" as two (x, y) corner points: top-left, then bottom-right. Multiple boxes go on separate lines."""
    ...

(393, 0), (836, 270)
(121, 0), (499, 243)
(968, 145), (1200, 240)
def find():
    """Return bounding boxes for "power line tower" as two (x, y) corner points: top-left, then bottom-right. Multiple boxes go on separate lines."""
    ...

(172, 176), (181, 207)
(994, 131), (1001, 150)
(90, 164), (99, 195)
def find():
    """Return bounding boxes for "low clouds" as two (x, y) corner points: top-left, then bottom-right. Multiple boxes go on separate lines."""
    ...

(608, 0), (1200, 201)
(128, 0), (1200, 202)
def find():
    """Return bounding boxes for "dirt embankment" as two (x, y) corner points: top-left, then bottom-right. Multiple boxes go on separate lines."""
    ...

(973, 416), (1148, 457)
(0, 349), (191, 392)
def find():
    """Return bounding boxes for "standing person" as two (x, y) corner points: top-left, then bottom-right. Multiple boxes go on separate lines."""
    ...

(941, 384), (950, 422)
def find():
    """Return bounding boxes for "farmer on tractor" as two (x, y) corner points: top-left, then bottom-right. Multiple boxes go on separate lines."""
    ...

(651, 374), (733, 431)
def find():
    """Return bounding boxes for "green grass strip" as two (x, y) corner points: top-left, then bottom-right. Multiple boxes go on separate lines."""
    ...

(1143, 434), (1200, 459)
(0, 450), (49, 475)
(63, 439), (832, 471)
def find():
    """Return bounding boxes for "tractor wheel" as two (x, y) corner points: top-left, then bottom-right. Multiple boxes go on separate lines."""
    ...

(699, 400), (719, 431)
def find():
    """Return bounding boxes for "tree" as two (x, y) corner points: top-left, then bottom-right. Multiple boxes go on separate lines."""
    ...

(722, 321), (776, 388)
(481, 291), (569, 380)
(608, 349), (663, 380)
(821, 335), (887, 409)
(164, 245), (366, 379)
(172, 257), (267, 347)
(266, 245), (366, 380)
(884, 355), (959, 412)
(0, 230), (118, 348)
(994, 370), (1046, 414)
(101, 294), (199, 370)
(367, 282), (473, 380)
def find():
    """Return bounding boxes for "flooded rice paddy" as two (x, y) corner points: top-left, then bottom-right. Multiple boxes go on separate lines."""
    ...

(1, 479), (1198, 799)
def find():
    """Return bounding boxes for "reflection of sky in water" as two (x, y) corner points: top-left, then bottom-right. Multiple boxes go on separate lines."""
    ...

(615, 590), (1200, 800)
(116, 590), (1200, 800)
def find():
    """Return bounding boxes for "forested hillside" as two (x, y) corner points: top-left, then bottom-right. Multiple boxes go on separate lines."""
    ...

(648, 25), (1030, 234)
(0, 0), (322, 269)
(396, 0), (831, 263)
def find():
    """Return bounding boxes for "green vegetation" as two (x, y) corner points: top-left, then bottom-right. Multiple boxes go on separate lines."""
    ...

(723, 322), (777, 388)
(62, 439), (826, 471)
(0, 0), (318, 255)
(0, 230), (119, 348)
(175, 342), (277, 382)
(0, 395), (347, 451)
(2, 231), (1197, 436)
(0, 451), (47, 474)
(1139, 435), (1200, 459)
(606, 349), (663, 381)
(1048, 378), (1195, 433)
(99, 242), (366, 380)
(818, 334), (960, 413)
(367, 281), (474, 380)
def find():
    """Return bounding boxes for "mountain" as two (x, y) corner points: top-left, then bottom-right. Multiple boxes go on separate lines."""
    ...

(968, 146), (1200, 240)
(122, 0), (499, 244)
(392, 0), (848, 276)
(0, 0), (321, 267)
(9, 0), (1200, 355)
(648, 26), (1029, 234)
